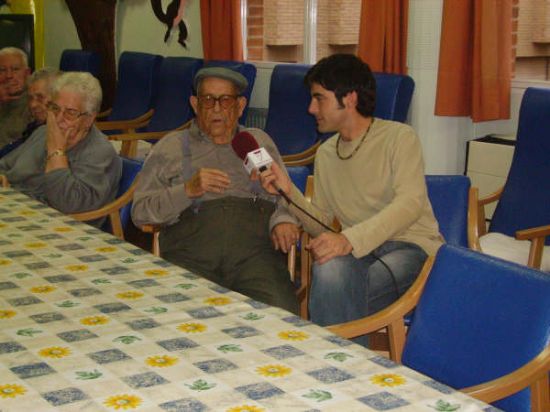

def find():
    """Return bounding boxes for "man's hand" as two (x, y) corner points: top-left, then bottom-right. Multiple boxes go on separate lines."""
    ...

(185, 168), (231, 198)
(306, 232), (353, 264)
(271, 222), (300, 253)
(258, 162), (292, 196)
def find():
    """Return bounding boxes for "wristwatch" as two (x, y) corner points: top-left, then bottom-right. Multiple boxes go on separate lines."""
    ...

(46, 149), (66, 161)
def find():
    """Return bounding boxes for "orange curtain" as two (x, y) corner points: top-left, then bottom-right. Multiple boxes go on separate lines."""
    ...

(357, 0), (408, 74)
(435, 0), (512, 122)
(200, 0), (243, 61)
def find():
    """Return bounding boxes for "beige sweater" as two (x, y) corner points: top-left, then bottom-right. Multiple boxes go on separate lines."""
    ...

(288, 118), (444, 258)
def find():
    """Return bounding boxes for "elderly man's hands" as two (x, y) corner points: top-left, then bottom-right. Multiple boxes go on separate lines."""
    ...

(271, 222), (300, 253)
(306, 232), (353, 264)
(185, 168), (231, 198)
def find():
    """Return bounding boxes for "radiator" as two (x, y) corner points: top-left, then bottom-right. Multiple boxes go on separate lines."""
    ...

(245, 107), (268, 129)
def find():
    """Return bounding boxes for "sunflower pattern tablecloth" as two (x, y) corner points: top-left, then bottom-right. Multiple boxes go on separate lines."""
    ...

(0, 189), (497, 412)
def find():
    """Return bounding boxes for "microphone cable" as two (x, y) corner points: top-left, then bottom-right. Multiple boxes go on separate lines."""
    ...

(276, 178), (400, 299)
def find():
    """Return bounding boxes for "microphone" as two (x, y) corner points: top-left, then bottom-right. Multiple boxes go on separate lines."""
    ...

(231, 131), (274, 174)
(231, 131), (336, 233)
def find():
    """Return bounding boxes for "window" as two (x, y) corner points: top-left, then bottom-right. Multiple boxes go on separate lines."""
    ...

(242, 0), (361, 64)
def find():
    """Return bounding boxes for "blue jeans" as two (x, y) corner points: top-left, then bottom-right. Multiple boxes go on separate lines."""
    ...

(309, 241), (427, 345)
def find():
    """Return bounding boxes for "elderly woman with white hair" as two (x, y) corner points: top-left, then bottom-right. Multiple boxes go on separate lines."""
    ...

(0, 71), (122, 225)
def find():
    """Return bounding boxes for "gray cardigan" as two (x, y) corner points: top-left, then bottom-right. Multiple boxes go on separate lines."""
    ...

(0, 125), (121, 220)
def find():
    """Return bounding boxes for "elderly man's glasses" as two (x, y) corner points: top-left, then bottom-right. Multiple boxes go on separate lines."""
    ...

(46, 102), (88, 121)
(197, 94), (239, 109)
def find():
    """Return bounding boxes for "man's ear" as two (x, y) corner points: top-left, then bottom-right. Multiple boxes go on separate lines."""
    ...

(237, 96), (247, 117)
(190, 95), (198, 114)
(343, 91), (358, 109)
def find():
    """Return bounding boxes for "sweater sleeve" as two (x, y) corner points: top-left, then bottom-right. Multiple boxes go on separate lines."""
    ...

(342, 129), (428, 258)
(131, 132), (193, 227)
(43, 140), (121, 214)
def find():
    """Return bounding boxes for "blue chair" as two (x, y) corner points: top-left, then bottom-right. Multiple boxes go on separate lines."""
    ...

(372, 72), (415, 123)
(203, 60), (257, 123)
(295, 174), (473, 319)
(108, 57), (204, 157)
(330, 245), (550, 412)
(267, 65), (416, 166)
(59, 49), (101, 78)
(470, 87), (550, 270)
(425, 175), (470, 247)
(96, 52), (162, 132)
(264, 64), (320, 160)
(69, 157), (143, 240)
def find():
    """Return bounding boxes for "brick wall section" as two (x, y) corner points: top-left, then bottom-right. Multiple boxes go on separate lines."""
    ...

(264, 0), (304, 45)
(247, 0), (264, 60)
(328, 0), (360, 44)
(515, 0), (550, 80)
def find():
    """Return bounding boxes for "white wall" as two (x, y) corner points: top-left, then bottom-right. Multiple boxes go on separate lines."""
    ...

(42, 0), (537, 175)
(43, 0), (203, 68)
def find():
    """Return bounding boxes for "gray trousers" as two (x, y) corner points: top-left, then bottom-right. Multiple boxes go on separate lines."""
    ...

(160, 196), (299, 314)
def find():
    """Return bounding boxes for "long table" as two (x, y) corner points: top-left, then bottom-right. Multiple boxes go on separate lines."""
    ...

(0, 188), (496, 411)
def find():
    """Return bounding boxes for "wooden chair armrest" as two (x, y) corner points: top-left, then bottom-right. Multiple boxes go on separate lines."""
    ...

(516, 224), (550, 241)
(298, 231), (312, 319)
(468, 186), (482, 250)
(462, 346), (550, 409)
(282, 141), (320, 163)
(0, 175), (9, 188)
(328, 256), (435, 362)
(108, 120), (193, 142)
(96, 108), (112, 119)
(515, 224), (550, 269)
(69, 181), (138, 239)
(478, 186), (504, 206)
(96, 109), (154, 132)
(140, 224), (161, 256)
(284, 152), (316, 167)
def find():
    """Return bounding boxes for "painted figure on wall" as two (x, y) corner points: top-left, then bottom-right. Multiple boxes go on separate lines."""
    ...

(151, 0), (189, 48)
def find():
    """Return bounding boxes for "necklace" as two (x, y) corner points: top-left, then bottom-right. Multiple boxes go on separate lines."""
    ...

(336, 119), (374, 160)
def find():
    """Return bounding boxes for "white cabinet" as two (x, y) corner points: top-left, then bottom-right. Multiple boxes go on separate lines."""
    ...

(466, 136), (516, 219)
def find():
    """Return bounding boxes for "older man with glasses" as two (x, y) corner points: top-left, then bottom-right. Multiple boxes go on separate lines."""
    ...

(132, 66), (300, 314)
(0, 47), (32, 149)
(0, 71), (122, 226)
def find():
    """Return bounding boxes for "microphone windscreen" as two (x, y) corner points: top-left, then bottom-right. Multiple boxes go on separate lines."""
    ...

(231, 131), (260, 160)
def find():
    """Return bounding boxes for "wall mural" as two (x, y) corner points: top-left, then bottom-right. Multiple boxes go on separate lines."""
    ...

(151, 0), (189, 48)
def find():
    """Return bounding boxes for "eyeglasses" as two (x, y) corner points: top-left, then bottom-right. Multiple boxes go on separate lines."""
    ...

(197, 94), (239, 109)
(47, 102), (88, 121)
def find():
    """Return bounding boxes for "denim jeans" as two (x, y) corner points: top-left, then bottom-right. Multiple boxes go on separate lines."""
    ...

(309, 241), (427, 345)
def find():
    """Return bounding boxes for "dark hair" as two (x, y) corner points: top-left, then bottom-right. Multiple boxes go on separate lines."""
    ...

(304, 54), (376, 117)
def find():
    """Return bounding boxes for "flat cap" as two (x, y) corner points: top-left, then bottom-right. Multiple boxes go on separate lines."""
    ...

(193, 66), (248, 94)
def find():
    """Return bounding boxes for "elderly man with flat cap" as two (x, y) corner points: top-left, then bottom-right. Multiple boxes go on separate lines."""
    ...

(132, 66), (300, 314)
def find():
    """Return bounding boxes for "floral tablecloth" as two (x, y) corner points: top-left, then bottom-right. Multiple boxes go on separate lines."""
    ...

(0, 188), (497, 411)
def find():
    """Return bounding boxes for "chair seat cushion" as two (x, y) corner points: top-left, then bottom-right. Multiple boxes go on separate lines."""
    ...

(480, 232), (550, 271)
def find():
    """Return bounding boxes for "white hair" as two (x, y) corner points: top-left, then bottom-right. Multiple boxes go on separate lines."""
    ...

(51, 72), (102, 113)
(0, 47), (29, 68)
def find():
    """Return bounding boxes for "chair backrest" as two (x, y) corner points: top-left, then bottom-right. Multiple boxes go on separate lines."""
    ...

(372, 72), (415, 123)
(117, 157), (144, 229)
(107, 51), (162, 122)
(402, 245), (550, 412)
(59, 49), (101, 78)
(425, 175), (470, 247)
(203, 60), (257, 123)
(490, 87), (550, 245)
(264, 64), (320, 156)
(143, 56), (203, 133)
(287, 165), (310, 194)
